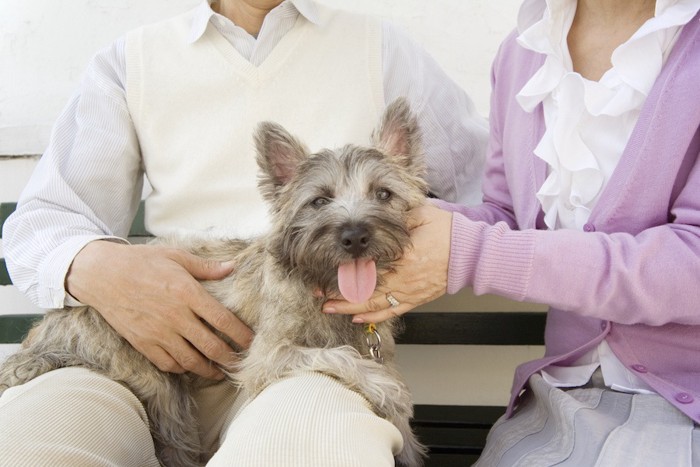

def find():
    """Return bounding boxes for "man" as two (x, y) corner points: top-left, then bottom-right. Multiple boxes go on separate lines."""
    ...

(1, 0), (487, 464)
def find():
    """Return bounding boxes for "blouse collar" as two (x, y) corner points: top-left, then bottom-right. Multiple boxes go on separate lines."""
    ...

(516, 0), (694, 35)
(516, 0), (700, 114)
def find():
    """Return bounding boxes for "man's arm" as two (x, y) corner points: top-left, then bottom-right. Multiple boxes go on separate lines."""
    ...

(381, 21), (489, 206)
(3, 37), (253, 377)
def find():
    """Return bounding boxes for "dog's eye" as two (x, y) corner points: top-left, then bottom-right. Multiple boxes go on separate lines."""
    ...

(312, 197), (330, 208)
(376, 188), (392, 201)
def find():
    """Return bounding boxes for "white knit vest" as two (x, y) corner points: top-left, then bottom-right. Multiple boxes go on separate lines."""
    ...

(125, 5), (383, 238)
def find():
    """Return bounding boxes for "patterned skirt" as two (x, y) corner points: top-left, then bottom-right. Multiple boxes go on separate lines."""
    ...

(475, 371), (699, 466)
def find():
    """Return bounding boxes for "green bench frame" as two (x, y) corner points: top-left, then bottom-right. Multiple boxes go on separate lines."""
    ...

(0, 201), (546, 466)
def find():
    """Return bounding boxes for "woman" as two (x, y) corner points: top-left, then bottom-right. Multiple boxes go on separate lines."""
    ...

(326, 0), (700, 464)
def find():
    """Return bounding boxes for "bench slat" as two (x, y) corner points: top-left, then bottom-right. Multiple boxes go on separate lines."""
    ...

(413, 404), (504, 428)
(0, 312), (545, 346)
(0, 314), (41, 343)
(0, 259), (9, 287)
(412, 404), (505, 466)
(0, 203), (16, 239)
(399, 311), (545, 346)
(423, 452), (481, 466)
(129, 202), (150, 237)
(0, 202), (150, 239)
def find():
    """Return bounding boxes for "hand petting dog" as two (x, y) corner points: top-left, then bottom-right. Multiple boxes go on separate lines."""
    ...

(322, 203), (452, 323)
(67, 240), (253, 379)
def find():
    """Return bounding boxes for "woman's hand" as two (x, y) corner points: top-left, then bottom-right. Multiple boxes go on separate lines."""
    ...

(66, 241), (254, 379)
(322, 204), (453, 323)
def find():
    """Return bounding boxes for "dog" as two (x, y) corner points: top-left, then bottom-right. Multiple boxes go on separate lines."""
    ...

(0, 98), (428, 466)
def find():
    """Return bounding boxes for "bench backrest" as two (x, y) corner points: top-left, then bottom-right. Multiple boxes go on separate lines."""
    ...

(0, 201), (546, 345)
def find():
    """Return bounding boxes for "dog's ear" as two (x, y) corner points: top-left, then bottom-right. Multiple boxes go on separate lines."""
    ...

(255, 121), (309, 199)
(371, 97), (422, 167)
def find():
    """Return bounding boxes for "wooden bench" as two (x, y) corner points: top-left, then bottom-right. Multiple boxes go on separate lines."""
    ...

(0, 201), (546, 466)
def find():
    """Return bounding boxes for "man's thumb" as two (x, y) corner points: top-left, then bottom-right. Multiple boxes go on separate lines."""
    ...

(180, 252), (234, 280)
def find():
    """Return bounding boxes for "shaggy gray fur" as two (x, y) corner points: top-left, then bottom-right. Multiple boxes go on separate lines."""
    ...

(0, 98), (428, 466)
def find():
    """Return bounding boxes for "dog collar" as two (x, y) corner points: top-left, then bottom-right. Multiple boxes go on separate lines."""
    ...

(365, 323), (384, 364)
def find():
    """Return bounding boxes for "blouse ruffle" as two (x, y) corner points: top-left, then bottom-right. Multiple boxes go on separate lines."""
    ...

(515, 0), (699, 230)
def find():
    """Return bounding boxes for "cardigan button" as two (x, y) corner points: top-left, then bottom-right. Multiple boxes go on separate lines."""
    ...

(631, 364), (648, 373)
(583, 223), (596, 232)
(675, 393), (694, 404)
(600, 321), (608, 331)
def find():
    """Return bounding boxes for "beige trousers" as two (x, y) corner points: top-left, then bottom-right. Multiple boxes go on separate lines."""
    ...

(0, 368), (402, 466)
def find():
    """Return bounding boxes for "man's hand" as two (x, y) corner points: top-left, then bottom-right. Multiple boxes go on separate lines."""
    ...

(322, 204), (452, 323)
(66, 241), (253, 379)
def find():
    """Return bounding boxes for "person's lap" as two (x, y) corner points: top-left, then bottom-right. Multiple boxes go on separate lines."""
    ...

(0, 367), (401, 466)
(476, 372), (699, 467)
(0, 367), (160, 466)
(209, 371), (401, 466)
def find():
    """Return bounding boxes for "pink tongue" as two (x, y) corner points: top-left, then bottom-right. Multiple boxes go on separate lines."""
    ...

(337, 258), (377, 304)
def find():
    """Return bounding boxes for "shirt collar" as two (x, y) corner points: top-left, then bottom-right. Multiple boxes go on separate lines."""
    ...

(186, 0), (321, 44)
(516, 0), (691, 34)
(291, 0), (321, 25)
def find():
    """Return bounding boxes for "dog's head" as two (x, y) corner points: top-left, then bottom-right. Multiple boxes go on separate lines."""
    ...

(254, 98), (428, 302)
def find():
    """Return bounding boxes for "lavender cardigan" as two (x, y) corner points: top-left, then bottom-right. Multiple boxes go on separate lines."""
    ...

(439, 13), (700, 423)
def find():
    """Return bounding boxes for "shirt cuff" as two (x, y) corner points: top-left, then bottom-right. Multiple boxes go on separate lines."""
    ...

(446, 214), (484, 294)
(447, 214), (535, 300)
(37, 235), (129, 308)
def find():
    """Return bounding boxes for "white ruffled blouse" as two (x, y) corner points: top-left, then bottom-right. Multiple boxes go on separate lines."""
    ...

(516, 0), (700, 231)
(516, 0), (700, 393)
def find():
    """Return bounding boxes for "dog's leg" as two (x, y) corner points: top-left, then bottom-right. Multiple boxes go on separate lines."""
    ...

(123, 369), (202, 467)
(0, 348), (63, 393)
(0, 312), (96, 393)
(0, 310), (203, 467)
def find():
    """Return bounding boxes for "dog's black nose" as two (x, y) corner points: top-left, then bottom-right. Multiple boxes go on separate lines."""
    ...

(340, 225), (371, 257)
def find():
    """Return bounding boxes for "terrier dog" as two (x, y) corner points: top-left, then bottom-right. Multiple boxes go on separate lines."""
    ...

(0, 98), (428, 466)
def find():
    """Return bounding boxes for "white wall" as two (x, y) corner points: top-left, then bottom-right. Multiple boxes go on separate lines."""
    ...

(0, 0), (520, 157)
(0, 0), (196, 155)
(0, 1), (539, 406)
